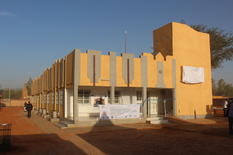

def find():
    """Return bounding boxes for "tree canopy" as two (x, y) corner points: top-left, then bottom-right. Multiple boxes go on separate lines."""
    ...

(213, 79), (233, 97)
(0, 88), (22, 99)
(25, 77), (32, 96)
(191, 24), (233, 69)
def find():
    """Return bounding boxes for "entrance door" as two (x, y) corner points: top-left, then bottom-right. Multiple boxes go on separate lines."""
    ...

(149, 96), (158, 116)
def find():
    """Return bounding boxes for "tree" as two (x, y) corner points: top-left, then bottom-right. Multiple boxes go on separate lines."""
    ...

(10, 89), (22, 99)
(213, 79), (233, 97)
(25, 77), (32, 96)
(0, 88), (22, 99)
(191, 24), (233, 69)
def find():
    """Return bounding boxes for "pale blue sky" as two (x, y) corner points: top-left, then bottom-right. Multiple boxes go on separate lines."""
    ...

(0, 0), (232, 88)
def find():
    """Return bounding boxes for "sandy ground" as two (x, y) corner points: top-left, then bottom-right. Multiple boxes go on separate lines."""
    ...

(0, 107), (233, 155)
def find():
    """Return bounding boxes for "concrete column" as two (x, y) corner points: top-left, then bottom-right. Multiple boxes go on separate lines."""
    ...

(46, 94), (49, 113)
(64, 88), (68, 118)
(35, 96), (37, 110)
(142, 87), (147, 118)
(42, 94), (44, 111)
(73, 86), (78, 122)
(40, 93), (47, 112)
(62, 88), (65, 119)
(172, 59), (177, 116)
(109, 52), (116, 104)
(73, 49), (80, 123)
(39, 94), (42, 113)
(67, 90), (70, 118)
(141, 55), (148, 118)
(53, 91), (57, 118)
(58, 90), (60, 116)
(50, 93), (52, 115)
(54, 91), (56, 111)
(39, 94), (41, 111)
(110, 86), (115, 104)
(40, 94), (42, 110)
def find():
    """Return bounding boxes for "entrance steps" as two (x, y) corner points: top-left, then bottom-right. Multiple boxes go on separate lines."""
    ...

(55, 118), (146, 129)
(146, 116), (168, 124)
(56, 119), (75, 129)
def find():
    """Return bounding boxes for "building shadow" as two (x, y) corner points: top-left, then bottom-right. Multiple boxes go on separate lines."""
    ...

(77, 117), (233, 155)
(0, 103), (6, 112)
(206, 105), (213, 116)
(0, 98), (6, 111)
(166, 116), (230, 137)
(0, 134), (86, 155)
(77, 118), (139, 154)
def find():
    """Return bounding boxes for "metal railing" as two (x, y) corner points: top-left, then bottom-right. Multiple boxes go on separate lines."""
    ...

(0, 123), (12, 150)
(141, 98), (173, 118)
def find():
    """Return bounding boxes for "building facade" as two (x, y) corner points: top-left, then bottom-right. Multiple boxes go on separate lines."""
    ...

(31, 22), (212, 124)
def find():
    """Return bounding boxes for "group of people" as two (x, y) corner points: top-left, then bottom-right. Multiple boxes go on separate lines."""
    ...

(24, 101), (33, 118)
(224, 98), (233, 135)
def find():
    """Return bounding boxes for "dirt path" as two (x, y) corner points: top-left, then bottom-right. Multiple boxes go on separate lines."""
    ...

(1, 107), (233, 155)
(0, 107), (104, 155)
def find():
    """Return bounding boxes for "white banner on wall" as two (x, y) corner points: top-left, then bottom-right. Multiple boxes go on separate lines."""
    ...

(99, 104), (140, 120)
(182, 66), (205, 84)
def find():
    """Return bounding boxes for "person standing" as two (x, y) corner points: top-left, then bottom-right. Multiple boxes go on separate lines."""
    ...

(227, 99), (233, 135)
(224, 100), (228, 117)
(24, 101), (27, 112)
(26, 101), (33, 118)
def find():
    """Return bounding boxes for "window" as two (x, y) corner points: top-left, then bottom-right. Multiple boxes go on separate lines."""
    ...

(56, 92), (59, 104)
(136, 91), (142, 101)
(59, 91), (64, 105)
(107, 91), (120, 104)
(44, 94), (47, 104)
(78, 90), (90, 104)
(115, 91), (120, 103)
(47, 94), (50, 104)
(52, 94), (54, 104)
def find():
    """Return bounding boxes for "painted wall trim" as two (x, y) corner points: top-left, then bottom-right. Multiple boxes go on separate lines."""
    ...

(172, 59), (177, 116)
(109, 52), (116, 86)
(87, 50), (101, 83)
(122, 53), (134, 85)
(156, 61), (166, 88)
(141, 56), (148, 87)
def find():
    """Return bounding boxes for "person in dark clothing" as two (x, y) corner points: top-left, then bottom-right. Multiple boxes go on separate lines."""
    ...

(24, 102), (27, 112)
(227, 99), (233, 135)
(99, 97), (104, 105)
(26, 101), (33, 118)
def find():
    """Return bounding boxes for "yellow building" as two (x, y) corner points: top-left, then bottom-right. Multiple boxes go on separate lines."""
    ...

(31, 22), (212, 126)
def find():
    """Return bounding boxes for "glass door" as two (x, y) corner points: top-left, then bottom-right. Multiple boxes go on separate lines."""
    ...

(149, 96), (158, 116)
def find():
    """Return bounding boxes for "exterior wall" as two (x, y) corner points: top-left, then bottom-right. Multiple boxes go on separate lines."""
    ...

(80, 53), (91, 85)
(98, 55), (110, 86)
(69, 51), (174, 88)
(31, 22), (212, 120)
(65, 52), (74, 88)
(173, 23), (212, 118)
(66, 88), (73, 119)
(153, 22), (212, 118)
(77, 87), (142, 117)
